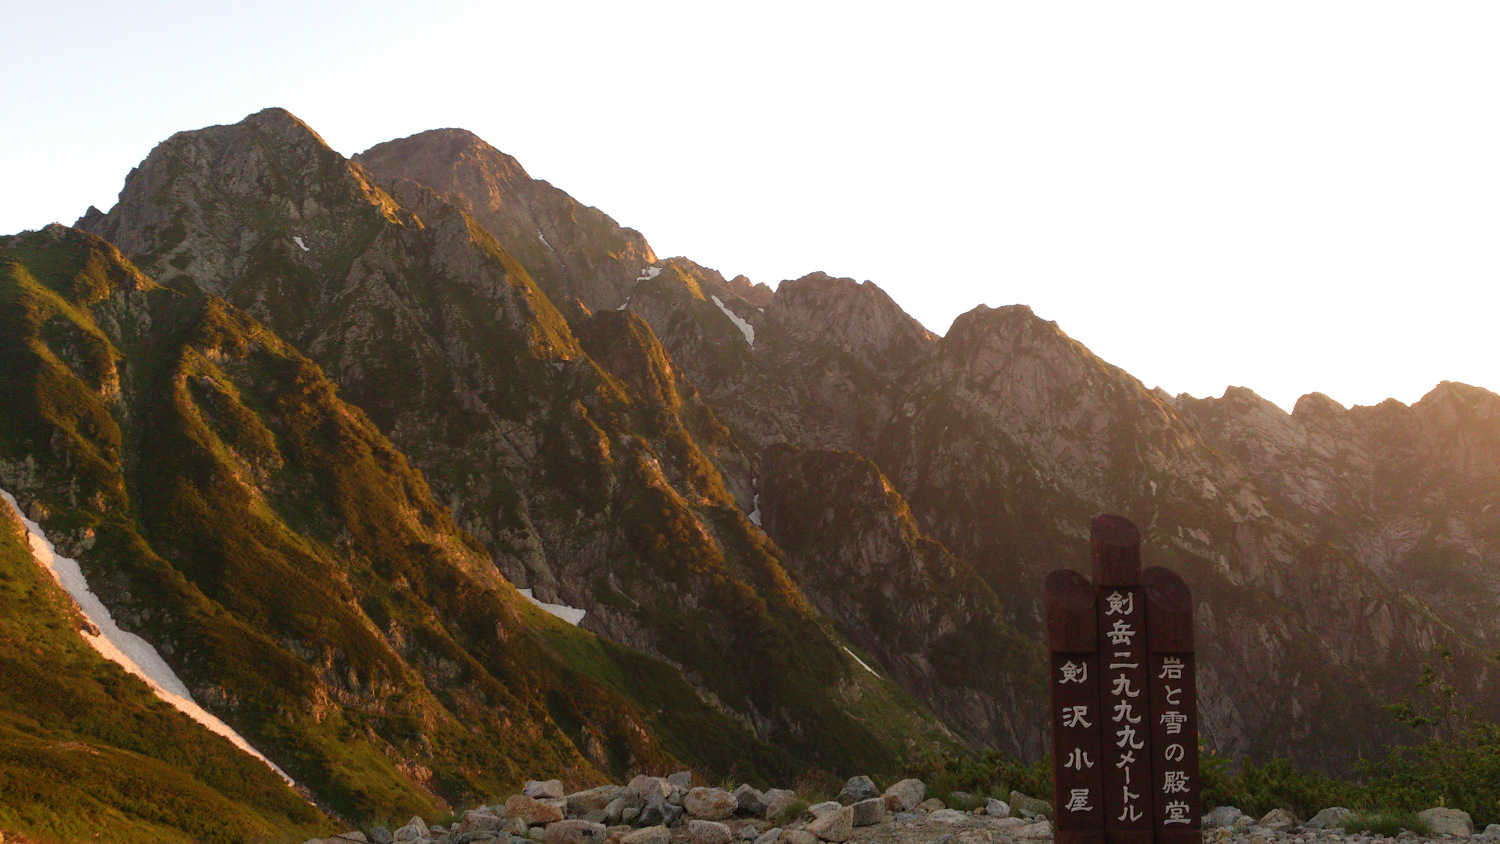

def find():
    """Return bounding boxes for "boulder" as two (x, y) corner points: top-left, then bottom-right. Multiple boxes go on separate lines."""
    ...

(1018, 821), (1053, 840)
(366, 829), (394, 844)
(764, 789), (798, 820)
(836, 776), (879, 806)
(622, 808), (640, 825)
(621, 826), (670, 844)
(806, 806), (854, 842)
(1202, 807), (1245, 830)
(569, 786), (626, 816)
(688, 820), (734, 844)
(507, 795), (566, 826)
(583, 811), (609, 825)
(668, 772), (693, 789)
(394, 817), (430, 842)
(917, 798), (946, 813)
(882, 779), (926, 813)
(628, 776), (673, 803)
(1258, 809), (1296, 829)
(605, 798), (628, 825)
(640, 797), (685, 828)
(808, 802), (842, 820)
(1305, 808), (1353, 830)
(926, 810), (969, 825)
(686, 787), (739, 821)
(1418, 808), (1473, 837)
(526, 780), (567, 800)
(754, 828), (783, 844)
(734, 784), (768, 817)
(546, 820), (608, 844)
(737, 826), (758, 841)
(456, 810), (508, 834)
(1008, 792), (1052, 820)
(851, 798), (885, 827)
(1481, 823), (1500, 840)
(784, 831), (818, 844)
(984, 799), (1010, 818)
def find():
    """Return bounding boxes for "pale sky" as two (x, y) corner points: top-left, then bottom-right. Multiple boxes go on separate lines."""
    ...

(5, 2), (1498, 412)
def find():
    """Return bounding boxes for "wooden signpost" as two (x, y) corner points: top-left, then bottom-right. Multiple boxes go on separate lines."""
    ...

(1049, 515), (1202, 844)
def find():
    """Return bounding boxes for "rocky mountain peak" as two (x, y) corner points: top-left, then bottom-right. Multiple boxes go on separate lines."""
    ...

(353, 127), (654, 312)
(1290, 391), (1348, 420)
(767, 272), (935, 373)
(75, 107), (407, 295)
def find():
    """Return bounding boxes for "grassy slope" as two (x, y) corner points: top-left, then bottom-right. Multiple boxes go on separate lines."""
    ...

(0, 228), (799, 821)
(0, 502), (330, 844)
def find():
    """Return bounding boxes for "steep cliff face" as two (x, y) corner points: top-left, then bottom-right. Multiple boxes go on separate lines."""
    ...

(757, 445), (1046, 758)
(73, 110), (957, 779)
(1178, 381), (1500, 647)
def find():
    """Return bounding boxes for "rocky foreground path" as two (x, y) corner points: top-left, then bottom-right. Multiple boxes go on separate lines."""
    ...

(296, 775), (1500, 844)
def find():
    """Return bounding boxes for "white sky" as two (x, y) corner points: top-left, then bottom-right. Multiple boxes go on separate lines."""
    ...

(4, 2), (1497, 411)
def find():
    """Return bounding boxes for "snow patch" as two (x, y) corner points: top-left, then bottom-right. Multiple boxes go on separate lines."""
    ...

(843, 646), (880, 678)
(1, 489), (293, 785)
(292, 236), (309, 252)
(748, 493), (761, 526)
(537, 232), (554, 251)
(519, 588), (587, 626)
(636, 266), (662, 282)
(710, 295), (755, 346)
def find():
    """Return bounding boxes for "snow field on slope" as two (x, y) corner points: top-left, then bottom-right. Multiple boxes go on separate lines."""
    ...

(1, 489), (294, 785)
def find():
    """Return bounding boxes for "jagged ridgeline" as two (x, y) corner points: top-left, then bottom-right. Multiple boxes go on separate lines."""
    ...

(5, 103), (1499, 838)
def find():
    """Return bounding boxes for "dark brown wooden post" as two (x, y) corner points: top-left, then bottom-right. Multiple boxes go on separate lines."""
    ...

(1047, 569), (1105, 844)
(1144, 566), (1202, 844)
(1091, 515), (1154, 844)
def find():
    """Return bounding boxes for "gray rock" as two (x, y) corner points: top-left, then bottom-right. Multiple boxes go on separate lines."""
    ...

(836, 776), (879, 806)
(806, 806), (854, 842)
(688, 820), (734, 844)
(668, 772), (693, 789)
(808, 802), (842, 820)
(882, 779), (926, 813)
(1483, 824), (1500, 840)
(628, 776), (673, 803)
(507, 795), (566, 826)
(545, 820), (607, 844)
(1307, 809), (1354, 830)
(568, 786), (625, 816)
(737, 825), (758, 841)
(395, 816), (431, 842)
(621, 808), (640, 826)
(621, 826), (670, 844)
(1018, 821), (1053, 840)
(734, 784), (768, 817)
(457, 811), (509, 834)
(1417, 808), (1473, 837)
(640, 797), (685, 828)
(851, 798), (885, 827)
(918, 799), (946, 813)
(1008, 792), (1052, 820)
(526, 780), (567, 800)
(1260, 809), (1297, 829)
(754, 828), (783, 844)
(985, 799), (1011, 818)
(764, 789), (798, 821)
(605, 798), (628, 825)
(926, 810), (969, 825)
(686, 788), (739, 821)
(583, 810), (609, 825)
(367, 829), (395, 844)
(1203, 807), (1246, 830)
(784, 831), (818, 844)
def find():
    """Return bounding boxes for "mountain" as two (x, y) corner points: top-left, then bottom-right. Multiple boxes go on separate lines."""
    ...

(0, 225), (800, 823)
(26, 103), (1495, 798)
(65, 108), (961, 791)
